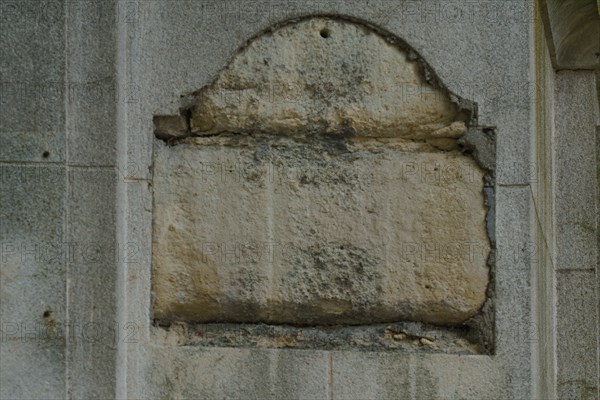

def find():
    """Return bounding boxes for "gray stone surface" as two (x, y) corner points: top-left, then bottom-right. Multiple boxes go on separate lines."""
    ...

(0, 3), (69, 399)
(114, 179), (154, 399)
(332, 352), (509, 399)
(66, 167), (117, 400)
(5, 1), (598, 399)
(0, 165), (66, 400)
(62, 2), (120, 397)
(142, 346), (329, 400)
(121, 1), (537, 399)
(493, 185), (535, 396)
(556, 270), (599, 399)
(130, 0), (534, 184)
(65, 1), (117, 166)
(0, 341), (65, 400)
(554, 71), (599, 270)
(0, 0), (66, 163)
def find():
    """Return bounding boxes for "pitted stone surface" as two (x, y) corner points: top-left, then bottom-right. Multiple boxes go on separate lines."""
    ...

(189, 18), (468, 139)
(152, 17), (490, 326)
(152, 138), (490, 325)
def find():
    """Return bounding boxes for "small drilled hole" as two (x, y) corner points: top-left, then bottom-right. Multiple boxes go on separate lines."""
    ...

(42, 151), (50, 158)
(320, 28), (330, 38)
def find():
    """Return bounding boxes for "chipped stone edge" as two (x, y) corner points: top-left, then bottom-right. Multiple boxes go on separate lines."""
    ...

(151, 14), (498, 355)
(155, 14), (479, 141)
(458, 126), (497, 354)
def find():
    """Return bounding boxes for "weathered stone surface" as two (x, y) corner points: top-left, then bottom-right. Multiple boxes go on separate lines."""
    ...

(153, 137), (489, 325)
(189, 18), (468, 139)
(152, 17), (490, 326)
(153, 115), (189, 140)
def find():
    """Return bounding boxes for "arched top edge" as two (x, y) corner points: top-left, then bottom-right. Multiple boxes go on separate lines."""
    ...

(158, 15), (480, 142)
(197, 14), (475, 114)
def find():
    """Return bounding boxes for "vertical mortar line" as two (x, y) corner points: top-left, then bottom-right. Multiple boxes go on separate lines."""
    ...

(268, 350), (277, 397)
(266, 155), (274, 300)
(551, 76), (559, 399)
(327, 352), (333, 400)
(63, 0), (70, 398)
(407, 354), (415, 399)
(531, 10), (542, 397)
(596, 125), (599, 395)
(384, 156), (392, 294)
(380, 154), (392, 301)
(115, 1), (130, 396)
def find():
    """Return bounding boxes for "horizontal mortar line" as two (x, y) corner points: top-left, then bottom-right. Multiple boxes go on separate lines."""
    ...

(65, 164), (117, 169)
(0, 160), (65, 166)
(0, 76), (115, 85)
(0, 161), (118, 169)
(122, 178), (150, 183)
(0, 131), (64, 134)
(496, 183), (531, 188)
(555, 268), (596, 273)
(555, 67), (598, 72)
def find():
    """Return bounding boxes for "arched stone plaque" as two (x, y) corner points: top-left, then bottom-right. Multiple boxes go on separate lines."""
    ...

(151, 17), (492, 327)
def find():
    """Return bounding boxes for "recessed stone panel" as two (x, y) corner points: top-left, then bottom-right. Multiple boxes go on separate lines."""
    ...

(151, 17), (491, 326)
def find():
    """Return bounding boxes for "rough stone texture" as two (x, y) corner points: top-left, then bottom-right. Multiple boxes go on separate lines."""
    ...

(494, 185), (534, 397)
(65, 167), (118, 400)
(0, 0), (66, 164)
(189, 18), (469, 140)
(0, 341), (66, 400)
(556, 271), (599, 399)
(332, 352), (509, 399)
(152, 18), (490, 326)
(0, 2), (68, 398)
(153, 135), (489, 326)
(142, 346), (330, 400)
(123, 2), (537, 397)
(153, 320), (482, 353)
(0, 165), (66, 400)
(153, 115), (189, 140)
(554, 71), (599, 270)
(65, 0), (118, 166)
(10, 0), (599, 399)
(63, 2), (120, 399)
(1, 1), (119, 399)
(553, 70), (599, 399)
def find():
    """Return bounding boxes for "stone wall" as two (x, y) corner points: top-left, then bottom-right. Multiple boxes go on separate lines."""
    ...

(0, 1), (598, 399)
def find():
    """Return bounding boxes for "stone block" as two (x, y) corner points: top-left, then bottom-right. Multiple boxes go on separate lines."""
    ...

(151, 17), (491, 327)
(153, 136), (489, 326)
(65, 167), (117, 399)
(0, 341), (65, 400)
(0, 165), (66, 323)
(142, 347), (329, 400)
(332, 352), (508, 400)
(0, 1), (66, 162)
(554, 71), (598, 270)
(65, 0), (117, 166)
(556, 270), (598, 398)
(0, 164), (66, 400)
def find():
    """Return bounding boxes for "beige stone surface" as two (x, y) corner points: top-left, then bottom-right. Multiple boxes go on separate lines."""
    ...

(152, 17), (490, 326)
(152, 136), (489, 325)
(189, 18), (468, 139)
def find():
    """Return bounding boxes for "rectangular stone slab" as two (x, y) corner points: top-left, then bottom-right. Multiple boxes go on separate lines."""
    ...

(152, 135), (490, 325)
